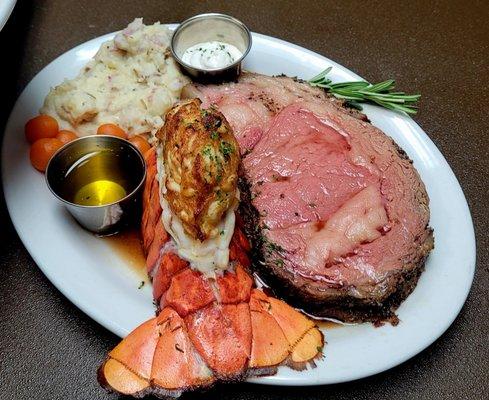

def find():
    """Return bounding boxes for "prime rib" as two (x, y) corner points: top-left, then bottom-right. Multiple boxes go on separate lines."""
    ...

(183, 73), (434, 323)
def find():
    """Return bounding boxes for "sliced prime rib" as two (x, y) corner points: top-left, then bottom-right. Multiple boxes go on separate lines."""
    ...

(183, 73), (434, 323)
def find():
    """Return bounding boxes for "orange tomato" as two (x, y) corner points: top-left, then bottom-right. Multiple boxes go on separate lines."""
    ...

(56, 130), (78, 144)
(97, 123), (127, 139)
(25, 115), (59, 143)
(129, 135), (151, 155)
(29, 138), (64, 172)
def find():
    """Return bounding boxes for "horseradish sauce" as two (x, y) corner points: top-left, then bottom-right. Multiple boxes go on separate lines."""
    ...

(181, 41), (242, 70)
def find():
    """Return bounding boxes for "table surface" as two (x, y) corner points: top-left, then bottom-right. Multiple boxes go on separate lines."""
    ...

(0, 1), (488, 399)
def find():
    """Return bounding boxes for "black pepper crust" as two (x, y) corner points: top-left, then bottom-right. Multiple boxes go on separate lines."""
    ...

(238, 174), (434, 325)
(186, 73), (434, 324)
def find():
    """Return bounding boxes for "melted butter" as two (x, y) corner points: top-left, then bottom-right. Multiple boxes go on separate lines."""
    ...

(60, 149), (139, 207)
(74, 180), (126, 206)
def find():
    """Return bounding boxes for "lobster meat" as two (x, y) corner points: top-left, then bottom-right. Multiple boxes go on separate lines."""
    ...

(98, 102), (324, 398)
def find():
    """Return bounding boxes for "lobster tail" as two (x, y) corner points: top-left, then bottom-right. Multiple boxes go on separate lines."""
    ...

(99, 282), (323, 397)
(100, 246), (323, 397)
(99, 117), (324, 397)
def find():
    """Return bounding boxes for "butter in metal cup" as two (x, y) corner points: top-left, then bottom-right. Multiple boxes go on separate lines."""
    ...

(45, 135), (146, 235)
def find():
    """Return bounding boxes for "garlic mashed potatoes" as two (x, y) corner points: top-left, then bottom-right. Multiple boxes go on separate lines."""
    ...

(41, 19), (190, 137)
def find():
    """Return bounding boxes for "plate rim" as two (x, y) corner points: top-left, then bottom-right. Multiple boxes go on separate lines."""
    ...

(1, 26), (476, 386)
(0, 0), (16, 31)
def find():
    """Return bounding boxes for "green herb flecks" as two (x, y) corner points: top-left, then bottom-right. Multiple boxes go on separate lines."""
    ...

(219, 140), (234, 160)
(263, 239), (284, 255)
(274, 258), (284, 267)
(201, 145), (212, 157)
(138, 281), (145, 289)
(215, 189), (229, 204)
(308, 67), (420, 114)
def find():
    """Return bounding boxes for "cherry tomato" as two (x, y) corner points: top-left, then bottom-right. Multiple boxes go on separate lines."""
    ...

(56, 130), (78, 144)
(97, 123), (127, 139)
(29, 138), (64, 172)
(25, 115), (59, 143)
(129, 135), (151, 155)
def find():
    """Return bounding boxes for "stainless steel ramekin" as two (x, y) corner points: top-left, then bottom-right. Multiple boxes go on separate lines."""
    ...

(171, 13), (252, 82)
(45, 135), (146, 235)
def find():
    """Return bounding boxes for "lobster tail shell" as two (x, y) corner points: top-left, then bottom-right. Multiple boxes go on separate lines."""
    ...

(152, 308), (214, 392)
(98, 148), (324, 398)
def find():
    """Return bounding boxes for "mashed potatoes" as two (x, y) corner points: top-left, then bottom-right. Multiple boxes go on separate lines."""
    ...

(41, 18), (190, 137)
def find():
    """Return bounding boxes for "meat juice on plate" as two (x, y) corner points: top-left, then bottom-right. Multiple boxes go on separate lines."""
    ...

(104, 229), (148, 280)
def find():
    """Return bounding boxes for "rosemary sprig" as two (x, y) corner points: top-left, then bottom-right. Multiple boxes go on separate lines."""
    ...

(308, 67), (420, 114)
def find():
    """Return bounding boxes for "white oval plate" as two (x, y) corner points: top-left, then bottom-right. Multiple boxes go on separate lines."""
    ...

(2, 26), (476, 386)
(0, 0), (16, 31)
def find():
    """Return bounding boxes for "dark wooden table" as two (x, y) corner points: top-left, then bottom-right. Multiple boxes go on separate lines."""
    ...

(0, 1), (487, 399)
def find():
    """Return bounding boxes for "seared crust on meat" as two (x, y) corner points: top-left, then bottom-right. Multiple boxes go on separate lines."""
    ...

(238, 175), (434, 324)
(185, 73), (434, 323)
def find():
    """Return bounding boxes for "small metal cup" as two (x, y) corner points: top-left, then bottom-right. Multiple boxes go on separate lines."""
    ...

(171, 13), (252, 82)
(45, 135), (146, 235)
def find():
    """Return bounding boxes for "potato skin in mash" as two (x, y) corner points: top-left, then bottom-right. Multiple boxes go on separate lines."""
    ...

(158, 99), (240, 241)
(41, 19), (189, 137)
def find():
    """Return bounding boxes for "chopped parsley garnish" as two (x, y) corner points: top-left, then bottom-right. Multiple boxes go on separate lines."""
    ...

(263, 239), (285, 254)
(219, 140), (234, 160)
(274, 259), (284, 267)
(215, 189), (229, 203)
(202, 145), (212, 157)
